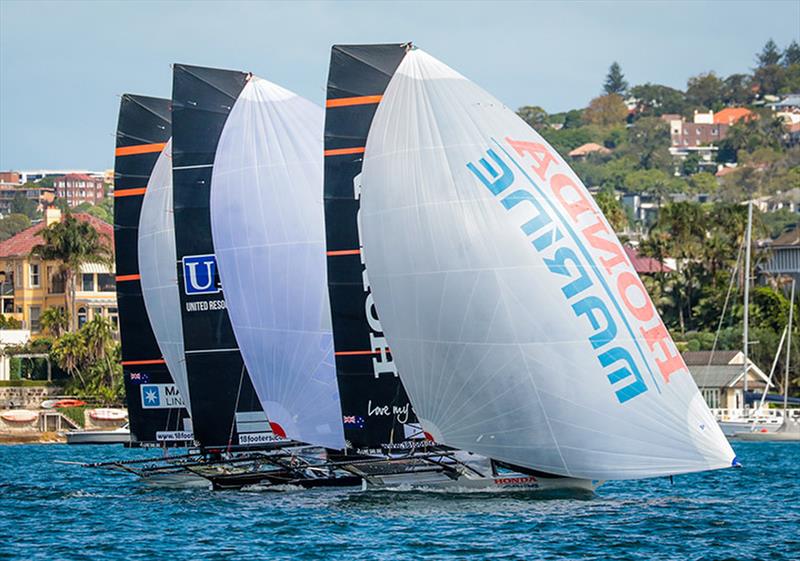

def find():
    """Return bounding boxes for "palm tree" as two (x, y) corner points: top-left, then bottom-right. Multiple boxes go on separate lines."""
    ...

(51, 331), (87, 387)
(40, 307), (68, 337)
(82, 316), (115, 387)
(30, 214), (112, 332)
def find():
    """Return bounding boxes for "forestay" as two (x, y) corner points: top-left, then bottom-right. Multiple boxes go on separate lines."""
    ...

(359, 49), (736, 480)
(138, 140), (192, 416)
(210, 78), (346, 450)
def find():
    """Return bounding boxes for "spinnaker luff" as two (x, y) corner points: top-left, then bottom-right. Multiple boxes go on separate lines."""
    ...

(171, 65), (266, 449)
(359, 49), (736, 480)
(209, 74), (346, 450)
(113, 95), (191, 445)
(138, 140), (193, 428)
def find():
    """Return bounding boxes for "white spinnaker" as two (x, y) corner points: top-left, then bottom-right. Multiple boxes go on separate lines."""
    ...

(209, 78), (345, 450)
(359, 50), (735, 480)
(138, 140), (192, 415)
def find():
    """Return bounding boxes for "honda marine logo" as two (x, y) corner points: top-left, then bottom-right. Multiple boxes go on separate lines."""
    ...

(182, 254), (221, 295)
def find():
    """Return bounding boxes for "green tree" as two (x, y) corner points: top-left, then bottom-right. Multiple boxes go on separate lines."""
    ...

(624, 117), (672, 170)
(583, 94), (628, 126)
(623, 168), (677, 206)
(629, 83), (687, 117)
(0, 315), (22, 329)
(604, 62), (628, 95)
(11, 192), (39, 219)
(689, 171), (718, 194)
(593, 188), (627, 232)
(30, 215), (113, 332)
(758, 39), (782, 67)
(40, 307), (68, 337)
(517, 105), (549, 131)
(681, 152), (702, 176)
(722, 74), (753, 105)
(784, 40), (800, 66)
(0, 213), (31, 241)
(686, 72), (724, 109)
(51, 331), (87, 387)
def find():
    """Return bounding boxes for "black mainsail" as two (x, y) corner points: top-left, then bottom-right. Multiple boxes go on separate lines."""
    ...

(171, 64), (265, 450)
(113, 94), (190, 446)
(323, 44), (419, 452)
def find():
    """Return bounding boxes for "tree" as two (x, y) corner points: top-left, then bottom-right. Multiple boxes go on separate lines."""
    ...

(0, 213), (31, 241)
(722, 74), (753, 105)
(583, 94), (628, 126)
(593, 188), (628, 232)
(784, 40), (800, 66)
(758, 39), (782, 67)
(686, 72), (724, 110)
(517, 105), (549, 131)
(629, 83), (687, 117)
(40, 307), (68, 337)
(11, 192), (39, 219)
(624, 117), (672, 170)
(30, 215), (113, 332)
(689, 172), (718, 194)
(82, 316), (116, 387)
(0, 314), (22, 329)
(623, 168), (676, 205)
(604, 62), (628, 95)
(681, 152), (702, 176)
(51, 331), (87, 387)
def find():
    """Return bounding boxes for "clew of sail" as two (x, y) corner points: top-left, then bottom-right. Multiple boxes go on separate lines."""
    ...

(138, 140), (192, 417)
(209, 78), (346, 450)
(359, 49), (736, 480)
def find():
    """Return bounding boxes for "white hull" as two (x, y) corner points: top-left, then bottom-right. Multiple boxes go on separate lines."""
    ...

(363, 469), (597, 493)
(141, 471), (211, 489)
(66, 430), (130, 445)
(719, 420), (782, 438)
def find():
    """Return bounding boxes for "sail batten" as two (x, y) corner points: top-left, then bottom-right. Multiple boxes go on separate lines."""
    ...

(359, 49), (735, 479)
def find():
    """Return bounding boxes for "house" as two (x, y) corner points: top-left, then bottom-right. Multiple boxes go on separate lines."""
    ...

(567, 142), (611, 159)
(0, 184), (56, 216)
(623, 244), (672, 274)
(0, 208), (117, 335)
(713, 107), (754, 125)
(758, 227), (800, 285)
(683, 350), (771, 410)
(53, 174), (105, 207)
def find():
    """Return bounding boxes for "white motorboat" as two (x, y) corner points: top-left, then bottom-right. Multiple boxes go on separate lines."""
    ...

(66, 424), (131, 445)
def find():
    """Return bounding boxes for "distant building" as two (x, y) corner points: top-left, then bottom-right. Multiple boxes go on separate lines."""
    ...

(669, 118), (729, 150)
(17, 170), (104, 184)
(568, 142), (611, 159)
(713, 107), (754, 125)
(623, 244), (672, 274)
(0, 209), (117, 335)
(759, 227), (800, 285)
(0, 185), (55, 216)
(0, 172), (21, 185)
(53, 174), (105, 207)
(683, 350), (771, 410)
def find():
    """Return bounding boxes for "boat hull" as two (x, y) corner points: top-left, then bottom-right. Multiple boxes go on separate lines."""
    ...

(66, 430), (131, 445)
(363, 470), (598, 494)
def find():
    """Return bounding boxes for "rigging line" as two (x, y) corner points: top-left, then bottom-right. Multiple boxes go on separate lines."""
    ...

(701, 235), (745, 391)
(226, 363), (247, 454)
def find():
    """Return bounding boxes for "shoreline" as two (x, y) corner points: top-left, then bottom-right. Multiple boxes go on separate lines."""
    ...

(0, 432), (66, 444)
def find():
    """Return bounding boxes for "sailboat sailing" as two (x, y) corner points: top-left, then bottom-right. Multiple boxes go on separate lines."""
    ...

(358, 48), (737, 480)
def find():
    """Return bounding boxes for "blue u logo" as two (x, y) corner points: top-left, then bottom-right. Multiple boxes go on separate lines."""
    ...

(182, 254), (221, 295)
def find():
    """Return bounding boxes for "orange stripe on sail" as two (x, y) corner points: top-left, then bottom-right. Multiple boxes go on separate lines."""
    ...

(121, 359), (165, 366)
(326, 249), (361, 256)
(326, 95), (383, 108)
(334, 349), (390, 356)
(113, 188), (147, 198)
(115, 274), (140, 282)
(115, 143), (166, 157)
(324, 146), (365, 157)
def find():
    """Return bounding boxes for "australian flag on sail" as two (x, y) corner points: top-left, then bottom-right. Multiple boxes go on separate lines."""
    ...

(343, 416), (365, 429)
(129, 372), (150, 384)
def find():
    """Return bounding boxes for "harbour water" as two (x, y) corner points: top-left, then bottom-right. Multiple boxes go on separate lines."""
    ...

(1, 443), (798, 561)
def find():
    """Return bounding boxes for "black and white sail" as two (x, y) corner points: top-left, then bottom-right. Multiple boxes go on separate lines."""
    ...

(323, 44), (420, 452)
(113, 94), (191, 446)
(171, 65), (266, 450)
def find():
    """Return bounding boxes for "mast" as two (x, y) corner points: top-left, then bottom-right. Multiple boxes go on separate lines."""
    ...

(743, 200), (752, 407)
(785, 279), (794, 414)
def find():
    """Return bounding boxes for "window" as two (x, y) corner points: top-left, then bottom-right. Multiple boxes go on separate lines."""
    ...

(109, 307), (119, 330)
(49, 270), (65, 294)
(701, 388), (720, 409)
(29, 264), (40, 287)
(29, 306), (41, 332)
(97, 273), (116, 292)
(15, 264), (22, 287)
(82, 273), (94, 292)
(77, 307), (87, 328)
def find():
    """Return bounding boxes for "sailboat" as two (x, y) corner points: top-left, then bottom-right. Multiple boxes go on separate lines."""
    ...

(358, 48), (737, 482)
(112, 94), (192, 447)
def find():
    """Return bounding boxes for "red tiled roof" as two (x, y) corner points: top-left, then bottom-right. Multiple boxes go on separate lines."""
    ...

(713, 108), (753, 125)
(624, 244), (672, 274)
(568, 142), (611, 157)
(715, 166), (738, 177)
(0, 213), (113, 258)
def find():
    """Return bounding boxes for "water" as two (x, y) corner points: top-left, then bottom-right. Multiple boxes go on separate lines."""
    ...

(1, 443), (798, 561)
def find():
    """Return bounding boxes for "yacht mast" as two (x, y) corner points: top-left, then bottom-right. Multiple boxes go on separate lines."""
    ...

(743, 200), (753, 408)
(785, 279), (794, 414)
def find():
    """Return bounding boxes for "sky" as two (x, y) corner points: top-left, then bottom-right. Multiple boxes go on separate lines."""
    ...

(1, 0), (799, 170)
